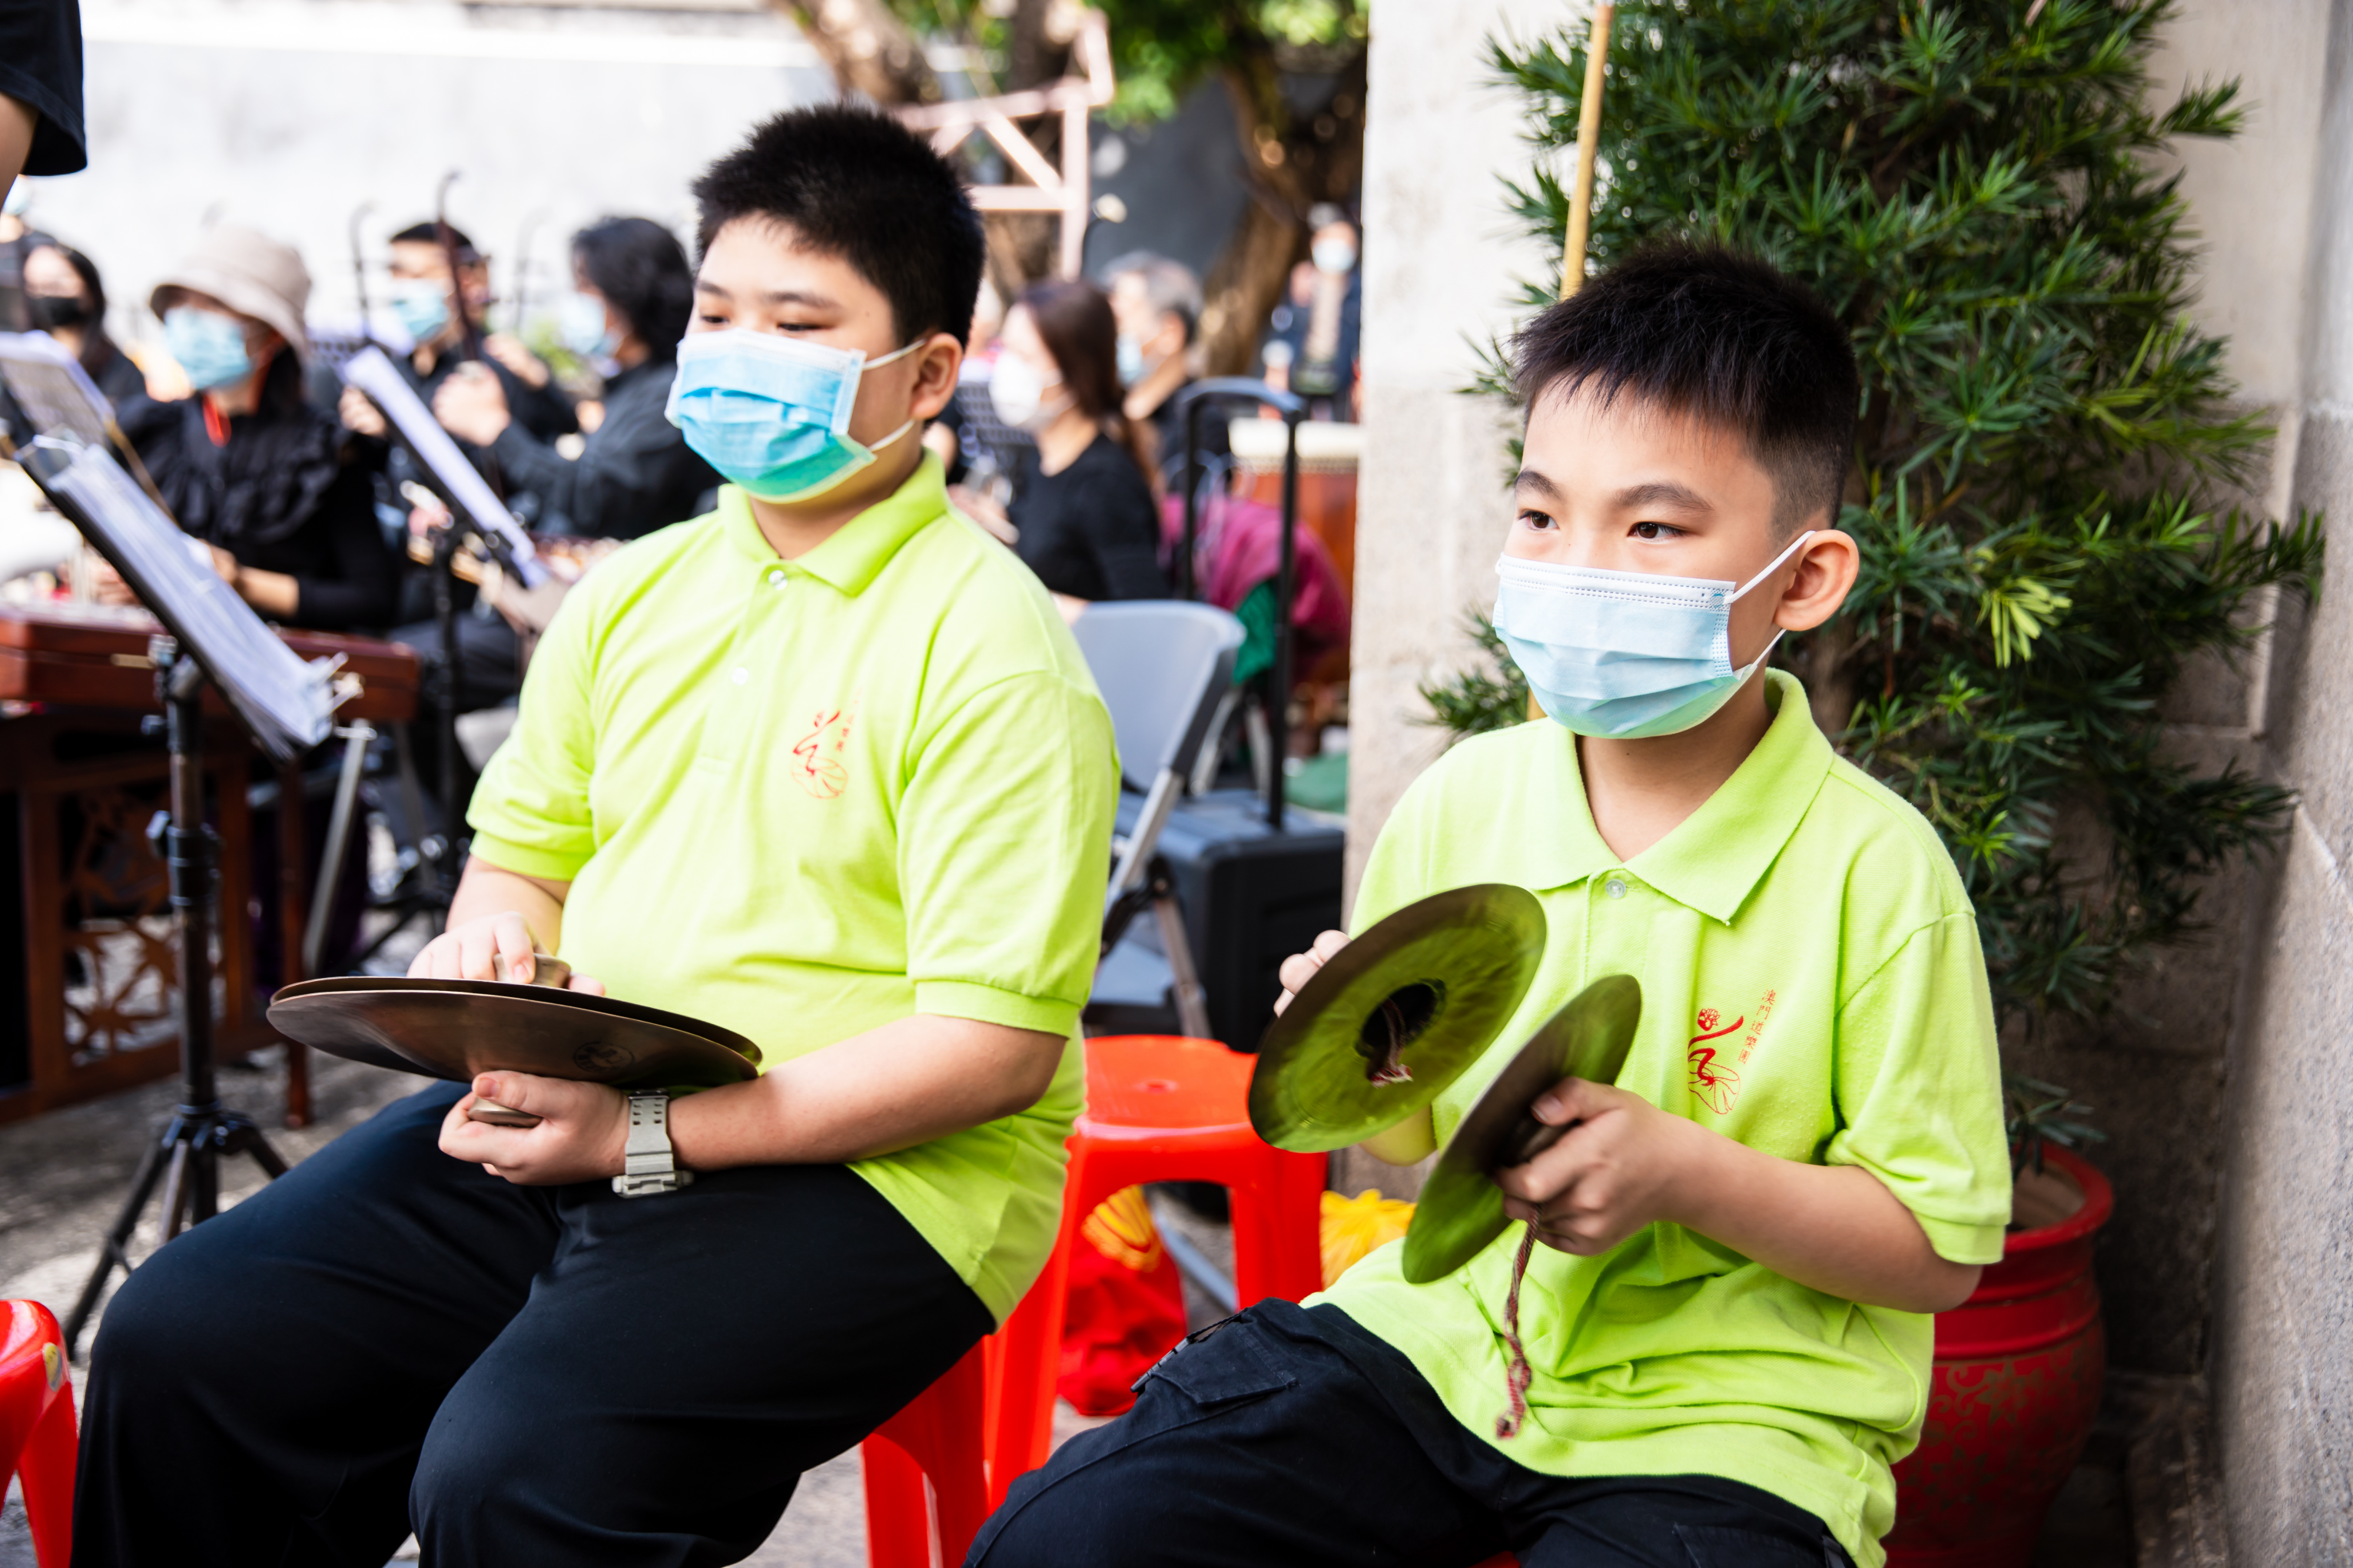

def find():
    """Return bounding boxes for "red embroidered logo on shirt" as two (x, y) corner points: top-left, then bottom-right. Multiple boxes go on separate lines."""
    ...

(792, 703), (855, 798)
(1687, 991), (1775, 1115)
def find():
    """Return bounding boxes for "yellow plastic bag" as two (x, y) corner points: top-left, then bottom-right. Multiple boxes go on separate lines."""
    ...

(1319, 1188), (1415, 1288)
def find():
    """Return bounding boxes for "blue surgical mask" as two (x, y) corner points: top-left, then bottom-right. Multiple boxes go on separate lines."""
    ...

(1116, 335), (1145, 386)
(163, 307), (254, 393)
(664, 328), (919, 502)
(1492, 531), (1816, 739)
(388, 279), (451, 346)
(558, 290), (621, 360)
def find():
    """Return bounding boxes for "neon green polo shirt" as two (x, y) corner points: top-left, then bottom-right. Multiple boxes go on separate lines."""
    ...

(468, 455), (1117, 1322)
(1315, 671), (2009, 1566)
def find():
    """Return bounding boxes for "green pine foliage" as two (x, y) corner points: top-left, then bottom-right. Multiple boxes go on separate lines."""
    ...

(1432, 0), (2322, 1025)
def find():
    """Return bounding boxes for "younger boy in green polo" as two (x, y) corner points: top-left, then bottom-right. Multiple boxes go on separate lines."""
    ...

(971, 248), (2010, 1568)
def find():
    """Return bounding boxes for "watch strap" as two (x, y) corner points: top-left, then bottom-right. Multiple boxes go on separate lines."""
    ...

(612, 1090), (692, 1198)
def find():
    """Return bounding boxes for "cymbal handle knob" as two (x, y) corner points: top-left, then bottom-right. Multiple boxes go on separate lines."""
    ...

(1495, 1110), (1576, 1170)
(490, 950), (572, 989)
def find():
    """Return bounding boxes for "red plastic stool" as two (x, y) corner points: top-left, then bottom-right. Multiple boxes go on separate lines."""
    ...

(2, 1301), (77, 1567)
(987, 1035), (1326, 1506)
(861, 1340), (990, 1568)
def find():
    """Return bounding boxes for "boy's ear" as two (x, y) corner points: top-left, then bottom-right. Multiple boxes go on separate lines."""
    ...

(1771, 529), (1860, 634)
(906, 330), (964, 423)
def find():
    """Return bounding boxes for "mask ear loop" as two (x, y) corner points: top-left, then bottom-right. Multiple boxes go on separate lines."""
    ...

(854, 340), (932, 456)
(1724, 529), (1818, 676)
(1729, 529), (1817, 603)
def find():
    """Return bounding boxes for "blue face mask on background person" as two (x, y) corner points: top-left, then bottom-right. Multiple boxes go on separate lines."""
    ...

(665, 328), (919, 502)
(1116, 335), (1146, 387)
(389, 279), (451, 346)
(559, 290), (622, 360)
(163, 307), (254, 393)
(1493, 529), (1816, 739)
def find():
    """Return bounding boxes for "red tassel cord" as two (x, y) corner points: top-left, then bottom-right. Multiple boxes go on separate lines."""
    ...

(1494, 1225), (1538, 1440)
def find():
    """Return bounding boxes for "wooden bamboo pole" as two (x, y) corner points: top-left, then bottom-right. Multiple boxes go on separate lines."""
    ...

(1530, 3), (1618, 722)
(1559, 2), (1615, 299)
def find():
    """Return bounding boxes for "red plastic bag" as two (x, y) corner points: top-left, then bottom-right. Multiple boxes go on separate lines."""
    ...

(1057, 1185), (1187, 1417)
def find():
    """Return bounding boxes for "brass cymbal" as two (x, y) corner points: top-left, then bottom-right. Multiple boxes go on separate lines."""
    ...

(267, 976), (762, 1091)
(1399, 973), (1641, 1285)
(1249, 883), (1547, 1154)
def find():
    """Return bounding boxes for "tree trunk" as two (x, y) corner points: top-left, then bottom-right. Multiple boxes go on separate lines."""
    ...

(1196, 46), (1369, 376)
(771, 0), (939, 104)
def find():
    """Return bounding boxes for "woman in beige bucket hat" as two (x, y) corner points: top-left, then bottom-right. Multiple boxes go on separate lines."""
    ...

(91, 223), (400, 631)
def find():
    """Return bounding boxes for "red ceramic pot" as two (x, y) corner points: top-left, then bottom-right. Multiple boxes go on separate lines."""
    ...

(1883, 1144), (2112, 1567)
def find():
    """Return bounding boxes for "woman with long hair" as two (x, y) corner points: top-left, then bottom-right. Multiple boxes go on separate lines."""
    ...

(989, 277), (1167, 615)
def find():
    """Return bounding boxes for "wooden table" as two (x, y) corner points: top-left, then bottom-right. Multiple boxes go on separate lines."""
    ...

(0, 602), (419, 1126)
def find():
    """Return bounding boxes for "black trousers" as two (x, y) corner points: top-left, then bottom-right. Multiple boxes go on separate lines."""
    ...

(969, 1300), (1854, 1568)
(74, 1083), (992, 1567)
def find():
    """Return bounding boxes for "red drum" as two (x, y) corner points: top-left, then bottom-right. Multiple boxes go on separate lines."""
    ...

(1885, 1143), (2112, 1566)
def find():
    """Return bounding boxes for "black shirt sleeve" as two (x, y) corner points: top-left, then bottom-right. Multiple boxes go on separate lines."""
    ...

(498, 358), (577, 443)
(279, 461), (401, 632)
(485, 363), (716, 540)
(0, 0), (85, 176)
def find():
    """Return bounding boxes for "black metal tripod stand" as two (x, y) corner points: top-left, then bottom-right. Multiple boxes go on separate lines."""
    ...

(62, 640), (288, 1356)
(345, 522), (465, 967)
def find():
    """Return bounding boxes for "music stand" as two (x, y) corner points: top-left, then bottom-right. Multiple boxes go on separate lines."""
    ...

(13, 436), (343, 1355)
(334, 346), (546, 903)
(0, 332), (175, 514)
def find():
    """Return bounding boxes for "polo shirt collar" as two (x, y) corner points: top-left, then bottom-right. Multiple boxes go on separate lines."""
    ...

(718, 452), (951, 595)
(1519, 670), (1837, 926)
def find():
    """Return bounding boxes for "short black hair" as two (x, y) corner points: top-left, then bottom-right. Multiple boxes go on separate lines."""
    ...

(390, 221), (481, 264)
(1514, 244), (1858, 534)
(692, 105), (985, 349)
(572, 217), (694, 357)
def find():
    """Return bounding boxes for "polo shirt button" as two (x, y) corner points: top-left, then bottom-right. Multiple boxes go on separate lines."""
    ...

(766, 569), (786, 588)
(1604, 877), (1628, 899)
(731, 666), (749, 685)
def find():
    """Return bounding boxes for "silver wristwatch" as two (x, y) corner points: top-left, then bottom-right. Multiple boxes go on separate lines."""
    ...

(612, 1091), (693, 1198)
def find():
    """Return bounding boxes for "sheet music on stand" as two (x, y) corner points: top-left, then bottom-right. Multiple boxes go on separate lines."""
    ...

(0, 331), (116, 446)
(15, 436), (339, 763)
(339, 345), (548, 588)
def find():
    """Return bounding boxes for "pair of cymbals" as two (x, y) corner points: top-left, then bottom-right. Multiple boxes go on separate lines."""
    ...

(1246, 883), (1642, 1285)
(267, 956), (761, 1093)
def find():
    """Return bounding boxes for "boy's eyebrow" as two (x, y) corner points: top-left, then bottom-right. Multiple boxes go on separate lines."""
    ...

(1612, 480), (1713, 514)
(693, 278), (842, 311)
(1512, 468), (1563, 500)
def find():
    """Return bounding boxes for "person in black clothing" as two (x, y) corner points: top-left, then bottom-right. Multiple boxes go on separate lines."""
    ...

(984, 277), (1166, 617)
(1103, 250), (1226, 494)
(340, 222), (576, 732)
(118, 225), (397, 633)
(23, 241), (148, 409)
(339, 220), (576, 463)
(430, 215), (714, 539)
(1, 236), (157, 449)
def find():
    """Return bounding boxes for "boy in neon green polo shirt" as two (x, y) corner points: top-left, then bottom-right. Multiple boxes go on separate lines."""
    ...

(972, 248), (2009, 1568)
(76, 108), (1115, 1567)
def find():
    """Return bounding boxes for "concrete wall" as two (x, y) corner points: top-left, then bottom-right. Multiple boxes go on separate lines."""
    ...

(1994, 0), (2338, 1380)
(1346, 0), (1558, 900)
(11, 0), (838, 349)
(2205, 0), (2353, 1555)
